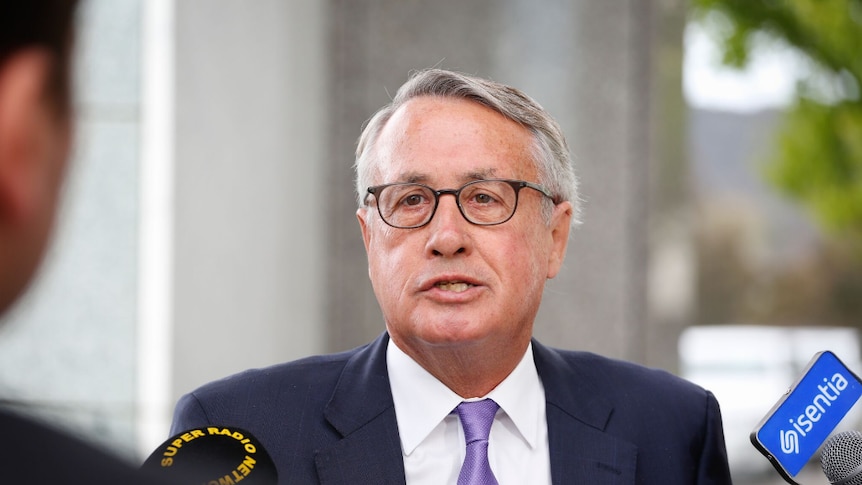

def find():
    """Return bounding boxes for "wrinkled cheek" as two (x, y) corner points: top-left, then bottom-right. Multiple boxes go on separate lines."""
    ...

(367, 248), (406, 305)
(521, 267), (540, 298)
(518, 255), (550, 300)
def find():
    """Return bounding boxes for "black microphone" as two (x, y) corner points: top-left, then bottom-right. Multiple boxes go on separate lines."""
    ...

(142, 426), (277, 484)
(821, 430), (862, 485)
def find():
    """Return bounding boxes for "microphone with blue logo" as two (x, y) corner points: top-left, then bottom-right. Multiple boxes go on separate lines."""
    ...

(751, 351), (862, 484)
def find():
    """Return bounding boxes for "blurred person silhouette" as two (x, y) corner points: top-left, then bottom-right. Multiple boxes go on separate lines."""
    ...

(0, 2), (176, 482)
(171, 68), (732, 484)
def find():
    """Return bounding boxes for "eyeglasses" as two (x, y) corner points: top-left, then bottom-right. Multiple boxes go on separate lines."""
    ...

(364, 179), (554, 229)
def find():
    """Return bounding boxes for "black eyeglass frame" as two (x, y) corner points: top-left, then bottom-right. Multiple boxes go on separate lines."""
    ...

(364, 178), (555, 229)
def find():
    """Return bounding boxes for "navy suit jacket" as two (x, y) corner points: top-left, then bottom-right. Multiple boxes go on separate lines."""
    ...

(171, 333), (731, 484)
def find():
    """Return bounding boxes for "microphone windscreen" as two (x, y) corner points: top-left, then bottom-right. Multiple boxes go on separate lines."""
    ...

(822, 430), (862, 485)
(142, 426), (277, 484)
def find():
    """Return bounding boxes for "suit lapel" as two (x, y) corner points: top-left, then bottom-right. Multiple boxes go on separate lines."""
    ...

(314, 333), (406, 485)
(312, 335), (639, 484)
(533, 340), (638, 484)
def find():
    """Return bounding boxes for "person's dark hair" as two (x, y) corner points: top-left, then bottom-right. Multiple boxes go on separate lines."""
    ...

(0, 0), (79, 115)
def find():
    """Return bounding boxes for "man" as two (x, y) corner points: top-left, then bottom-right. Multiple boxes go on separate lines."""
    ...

(0, 2), (174, 482)
(171, 69), (731, 483)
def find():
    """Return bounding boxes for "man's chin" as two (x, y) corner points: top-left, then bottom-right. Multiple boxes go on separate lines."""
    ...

(416, 326), (496, 349)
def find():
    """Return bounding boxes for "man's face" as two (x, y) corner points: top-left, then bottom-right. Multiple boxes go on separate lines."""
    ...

(357, 96), (572, 360)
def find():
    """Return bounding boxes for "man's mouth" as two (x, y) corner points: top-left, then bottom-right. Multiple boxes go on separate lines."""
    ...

(434, 281), (474, 293)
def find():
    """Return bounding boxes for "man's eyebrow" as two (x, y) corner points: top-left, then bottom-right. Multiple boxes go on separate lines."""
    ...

(395, 168), (499, 185)
(399, 172), (428, 184)
(464, 168), (498, 180)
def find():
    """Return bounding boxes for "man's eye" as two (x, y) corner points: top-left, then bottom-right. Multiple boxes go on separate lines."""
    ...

(471, 193), (498, 204)
(403, 194), (425, 206)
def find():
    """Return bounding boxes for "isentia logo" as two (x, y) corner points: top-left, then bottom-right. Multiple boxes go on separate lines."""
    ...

(780, 372), (850, 454)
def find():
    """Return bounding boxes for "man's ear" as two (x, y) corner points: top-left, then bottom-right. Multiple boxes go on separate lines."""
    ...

(357, 207), (372, 254)
(546, 201), (573, 279)
(0, 49), (53, 225)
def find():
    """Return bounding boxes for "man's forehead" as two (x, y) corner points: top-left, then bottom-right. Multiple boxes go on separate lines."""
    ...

(380, 96), (530, 149)
(368, 96), (538, 185)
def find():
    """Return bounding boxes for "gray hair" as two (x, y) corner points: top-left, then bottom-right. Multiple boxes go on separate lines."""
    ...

(354, 68), (581, 225)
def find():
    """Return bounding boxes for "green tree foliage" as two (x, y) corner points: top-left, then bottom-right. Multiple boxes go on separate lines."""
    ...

(690, 0), (862, 250)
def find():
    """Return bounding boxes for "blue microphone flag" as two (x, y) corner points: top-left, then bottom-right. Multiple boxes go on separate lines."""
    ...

(751, 351), (862, 482)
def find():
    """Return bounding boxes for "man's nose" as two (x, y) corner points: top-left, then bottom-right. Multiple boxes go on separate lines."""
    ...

(425, 194), (470, 257)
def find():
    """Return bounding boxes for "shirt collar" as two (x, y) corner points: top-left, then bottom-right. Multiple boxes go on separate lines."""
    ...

(387, 338), (544, 454)
(485, 342), (544, 449)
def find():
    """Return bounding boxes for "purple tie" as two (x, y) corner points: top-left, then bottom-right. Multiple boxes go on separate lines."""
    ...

(455, 399), (500, 485)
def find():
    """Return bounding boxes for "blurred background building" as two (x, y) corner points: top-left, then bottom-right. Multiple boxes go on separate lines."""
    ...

(0, 1), (858, 483)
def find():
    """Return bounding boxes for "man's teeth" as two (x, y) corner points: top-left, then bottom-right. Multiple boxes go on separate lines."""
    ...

(435, 282), (472, 292)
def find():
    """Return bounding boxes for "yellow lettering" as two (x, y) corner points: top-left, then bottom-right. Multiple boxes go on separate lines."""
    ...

(217, 476), (236, 485)
(242, 455), (256, 469)
(191, 429), (205, 438)
(160, 457), (173, 467)
(207, 427), (220, 435)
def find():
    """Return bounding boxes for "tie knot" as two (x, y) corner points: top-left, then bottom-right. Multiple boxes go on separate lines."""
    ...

(456, 399), (499, 443)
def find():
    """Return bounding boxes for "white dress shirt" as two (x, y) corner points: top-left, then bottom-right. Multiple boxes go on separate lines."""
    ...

(387, 339), (552, 485)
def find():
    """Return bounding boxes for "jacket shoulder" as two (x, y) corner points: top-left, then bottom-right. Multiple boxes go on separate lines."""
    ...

(539, 344), (708, 398)
(192, 346), (360, 399)
(171, 343), (372, 434)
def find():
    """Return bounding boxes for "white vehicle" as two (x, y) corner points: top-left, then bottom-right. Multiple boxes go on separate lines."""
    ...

(678, 325), (862, 479)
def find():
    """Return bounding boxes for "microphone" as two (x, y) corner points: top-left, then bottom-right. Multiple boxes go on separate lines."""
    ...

(822, 430), (862, 485)
(142, 426), (277, 484)
(751, 351), (862, 482)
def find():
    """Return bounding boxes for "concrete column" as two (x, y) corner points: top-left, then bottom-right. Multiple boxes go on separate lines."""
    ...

(150, 0), (328, 449)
